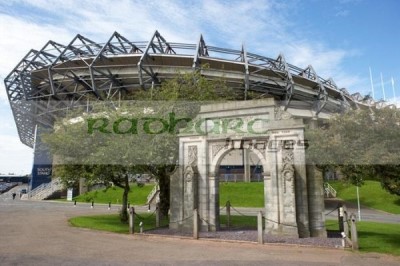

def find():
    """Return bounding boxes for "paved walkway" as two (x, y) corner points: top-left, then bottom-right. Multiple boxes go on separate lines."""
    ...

(221, 199), (400, 224)
(0, 188), (399, 265)
(324, 198), (400, 223)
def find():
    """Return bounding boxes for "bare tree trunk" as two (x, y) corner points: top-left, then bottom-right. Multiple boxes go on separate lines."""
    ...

(158, 168), (170, 217)
(120, 174), (130, 223)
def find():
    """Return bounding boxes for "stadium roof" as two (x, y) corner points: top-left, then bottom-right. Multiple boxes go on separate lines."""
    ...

(4, 30), (387, 148)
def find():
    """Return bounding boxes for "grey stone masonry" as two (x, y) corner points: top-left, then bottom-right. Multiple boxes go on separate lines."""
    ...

(170, 99), (326, 238)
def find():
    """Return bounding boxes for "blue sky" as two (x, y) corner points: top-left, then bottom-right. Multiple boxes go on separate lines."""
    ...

(0, 0), (399, 174)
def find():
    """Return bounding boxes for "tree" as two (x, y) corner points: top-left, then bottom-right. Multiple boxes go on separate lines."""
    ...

(134, 71), (235, 216)
(43, 70), (235, 221)
(306, 107), (400, 195)
(43, 110), (139, 222)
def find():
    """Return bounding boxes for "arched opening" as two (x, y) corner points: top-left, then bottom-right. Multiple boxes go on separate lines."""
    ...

(218, 149), (264, 183)
(212, 146), (268, 230)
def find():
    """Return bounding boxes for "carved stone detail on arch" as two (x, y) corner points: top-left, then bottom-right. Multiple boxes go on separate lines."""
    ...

(211, 143), (226, 160)
(251, 140), (267, 160)
(281, 147), (295, 194)
(188, 145), (198, 166)
(275, 106), (292, 120)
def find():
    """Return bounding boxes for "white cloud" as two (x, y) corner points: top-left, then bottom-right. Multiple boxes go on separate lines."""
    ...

(0, 134), (33, 175)
(0, 13), (73, 102)
(284, 41), (351, 82)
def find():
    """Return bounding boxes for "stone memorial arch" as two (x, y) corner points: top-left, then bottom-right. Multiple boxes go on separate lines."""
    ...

(170, 99), (326, 238)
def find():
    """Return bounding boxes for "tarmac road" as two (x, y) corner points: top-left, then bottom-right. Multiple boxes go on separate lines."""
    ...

(0, 187), (399, 265)
(3, 184), (400, 224)
(324, 198), (400, 224)
(217, 199), (400, 224)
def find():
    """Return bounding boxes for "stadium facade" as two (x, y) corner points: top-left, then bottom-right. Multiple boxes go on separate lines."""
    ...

(5, 30), (386, 150)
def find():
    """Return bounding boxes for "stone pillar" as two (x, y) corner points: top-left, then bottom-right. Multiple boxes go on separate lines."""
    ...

(169, 167), (183, 230)
(350, 213), (359, 250)
(193, 209), (199, 239)
(258, 211), (264, 244)
(208, 175), (219, 231)
(264, 173), (277, 233)
(264, 139), (280, 234)
(307, 164), (327, 237)
(182, 165), (198, 231)
(170, 141), (202, 232)
(278, 145), (298, 236)
(294, 136), (310, 238)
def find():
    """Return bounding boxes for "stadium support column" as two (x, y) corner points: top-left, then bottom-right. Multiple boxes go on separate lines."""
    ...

(30, 125), (53, 190)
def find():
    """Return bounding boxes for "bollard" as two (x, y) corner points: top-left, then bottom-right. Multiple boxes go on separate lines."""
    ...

(226, 201), (231, 229)
(257, 211), (264, 244)
(338, 204), (344, 233)
(341, 232), (345, 248)
(341, 232), (353, 248)
(350, 213), (359, 250)
(148, 203), (151, 212)
(343, 204), (349, 238)
(129, 207), (135, 234)
(91, 201), (94, 209)
(155, 203), (160, 228)
(193, 209), (199, 239)
(108, 201), (111, 210)
(74, 200), (76, 207)
(139, 222), (143, 233)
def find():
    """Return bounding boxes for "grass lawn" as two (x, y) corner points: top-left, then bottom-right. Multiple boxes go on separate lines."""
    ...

(328, 180), (400, 214)
(219, 214), (257, 229)
(70, 214), (130, 233)
(74, 181), (264, 208)
(69, 212), (169, 233)
(219, 182), (264, 207)
(71, 214), (400, 256)
(326, 220), (400, 256)
(69, 213), (258, 234)
(69, 180), (400, 256)
(73, 183), (155, 205)
(72, 180), (400, 215)
(74, 181), (400, 214)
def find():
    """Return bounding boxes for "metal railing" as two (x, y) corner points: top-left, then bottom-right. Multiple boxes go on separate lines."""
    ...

(29, 178), (63, 200)
(324, 182), (337, 198)
(220, 173), (263, 182)
(146, 184), (160, 205)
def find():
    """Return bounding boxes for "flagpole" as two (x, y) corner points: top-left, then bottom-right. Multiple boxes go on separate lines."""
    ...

(369, 67), (375, 99)
(391, 77), (396, 103)
(380, 73), (386, 100)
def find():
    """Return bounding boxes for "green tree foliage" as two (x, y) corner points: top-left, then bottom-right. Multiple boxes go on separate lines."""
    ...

(43, 70), (236, 220)
(306, 107), (400, 195)
(132, 71), (235, 216)
(43, 110), (138, 222)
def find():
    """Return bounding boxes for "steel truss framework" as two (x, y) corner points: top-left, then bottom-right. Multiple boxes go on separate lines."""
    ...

(4, 30), (395, 148)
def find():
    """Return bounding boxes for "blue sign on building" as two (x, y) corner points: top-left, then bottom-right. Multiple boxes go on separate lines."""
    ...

(30, 126), (53, 190)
